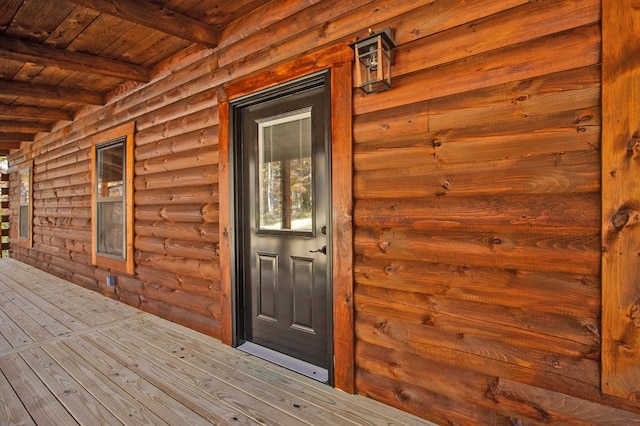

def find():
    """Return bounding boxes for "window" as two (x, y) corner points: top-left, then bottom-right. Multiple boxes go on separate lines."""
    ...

(257, 108), (313, 232)
(18, 161), (33, 247)
(91, 123), (134, 274)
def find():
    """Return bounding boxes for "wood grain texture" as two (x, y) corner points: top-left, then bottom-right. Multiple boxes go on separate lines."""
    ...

(6, 0), (640, 423)
(331, 61), (355, 393)
(217, 100), (232, 346)
(1, 258), (431, 425)
(601, 0), (640, 399)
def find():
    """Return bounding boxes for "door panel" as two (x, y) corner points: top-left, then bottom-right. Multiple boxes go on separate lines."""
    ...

(237, 75), (330, 374)
(257, 253), (278, 321)
(291, 256), (315, 332)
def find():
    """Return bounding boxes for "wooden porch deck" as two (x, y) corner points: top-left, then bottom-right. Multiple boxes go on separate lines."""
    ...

(0, 258), (434, 425)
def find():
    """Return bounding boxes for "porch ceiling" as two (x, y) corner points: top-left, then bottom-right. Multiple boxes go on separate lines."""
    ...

(0, 0), (269, 155)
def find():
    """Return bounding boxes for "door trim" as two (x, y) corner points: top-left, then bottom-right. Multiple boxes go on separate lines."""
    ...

(218, 43), (354, 392)
(234, 71), (332, 381)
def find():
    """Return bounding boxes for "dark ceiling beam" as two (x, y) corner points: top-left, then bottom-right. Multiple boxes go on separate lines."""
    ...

(0, 36), (150, 82)
(0, 105), (73, 121)
(0, 142), (23, 151)
(66, 0), (220, 48)
(0, 132), (36, 142)
(0, 80), (104, 105)
(0, 121), (51, 133)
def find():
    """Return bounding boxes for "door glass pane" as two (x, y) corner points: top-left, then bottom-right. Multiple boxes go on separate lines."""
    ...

(258, 109), (312, 232)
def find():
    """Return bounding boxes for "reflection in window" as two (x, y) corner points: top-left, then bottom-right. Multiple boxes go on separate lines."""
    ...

(96, 139), (125, 258)
(258, 109), (312, 231)
(18, 166), (30, 240)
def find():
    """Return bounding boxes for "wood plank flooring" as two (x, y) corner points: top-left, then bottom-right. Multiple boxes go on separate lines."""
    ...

(0, 258), (435, 425)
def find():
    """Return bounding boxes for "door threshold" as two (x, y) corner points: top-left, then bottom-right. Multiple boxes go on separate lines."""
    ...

(238, 341), (329, 383)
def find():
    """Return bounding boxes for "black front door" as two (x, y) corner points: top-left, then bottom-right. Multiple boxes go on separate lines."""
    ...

(235, 74), (330, 381)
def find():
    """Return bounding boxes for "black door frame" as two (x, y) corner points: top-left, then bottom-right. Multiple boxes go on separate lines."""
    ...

(228, 70), (334, 383)
(219, 45), (355, 392)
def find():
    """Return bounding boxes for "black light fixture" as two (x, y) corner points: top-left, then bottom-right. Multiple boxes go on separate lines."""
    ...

(350, 28), (395, 94)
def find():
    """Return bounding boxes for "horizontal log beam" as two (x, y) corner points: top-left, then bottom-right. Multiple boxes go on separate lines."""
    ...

(0, 142), (23, 151)
(66, 0), (220, 48)
(0, 104), (73, 121)
(0, 121), (51, 133)
(0, 133), (35, 141)
(0, 36), (150, 82)
(0, 80), (104, 105)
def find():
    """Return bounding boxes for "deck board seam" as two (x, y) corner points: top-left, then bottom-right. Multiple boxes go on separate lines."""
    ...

(0, 312), (149, 358)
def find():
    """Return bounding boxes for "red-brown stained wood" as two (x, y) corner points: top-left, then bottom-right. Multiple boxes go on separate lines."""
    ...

(134, 185), (219, 206)
(216, 99), (232, 347)
(354, 24), (601, 116)
(134, 127), (218, 161)
(491, 378), (640, 424)
(7, 0), (640, 423)
(134, 236), (217, 261)
(355, 256), (600, 317)
(427, 65), (602, 132)
(331, 61), (355, 393)
(136, 265), (220, 298)
(601, 0), (640, 399)
(135, 221), (219, 242)
(354, 193), (600, 234)
(391, 0), (600, 80)
(135, 204), (219, 224)
(134, 165), (219, 191)
(355, 150), (600, 199)
(356, 366), (511, 425)
(356, 226), (600, 275)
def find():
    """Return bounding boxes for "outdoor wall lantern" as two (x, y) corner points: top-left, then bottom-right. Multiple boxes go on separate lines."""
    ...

(351, 28), (395, 94)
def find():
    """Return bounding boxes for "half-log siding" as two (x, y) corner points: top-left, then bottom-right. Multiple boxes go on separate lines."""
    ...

(350, 0), (607, 421)
(6, 0), (640, 424)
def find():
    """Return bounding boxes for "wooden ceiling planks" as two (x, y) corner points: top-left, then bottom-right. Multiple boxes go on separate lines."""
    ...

(64, 0), (220, 47)
(0, 36), (151, 81)
(45, 5), (101, 49)
(0, 0), (268, 152)
(6, 0), (76, 43)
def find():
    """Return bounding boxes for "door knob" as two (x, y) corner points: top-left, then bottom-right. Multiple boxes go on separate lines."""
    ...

(309, 245), (326, 255)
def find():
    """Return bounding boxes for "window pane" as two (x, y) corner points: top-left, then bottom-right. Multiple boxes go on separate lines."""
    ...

(19, 168), (30, 205)
(97, 141), (124, 199)
(258, 111), (312, 231)
(19, 205), (28, 239)
(97, 201), (124, 257)
(96, 139), (125, 258)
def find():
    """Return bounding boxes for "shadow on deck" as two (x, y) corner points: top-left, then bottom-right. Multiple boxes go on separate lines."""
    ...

(0, 258), (435, 425)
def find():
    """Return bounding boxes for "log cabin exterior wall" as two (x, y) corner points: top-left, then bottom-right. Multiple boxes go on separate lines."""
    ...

(5, 0), (640, 423)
